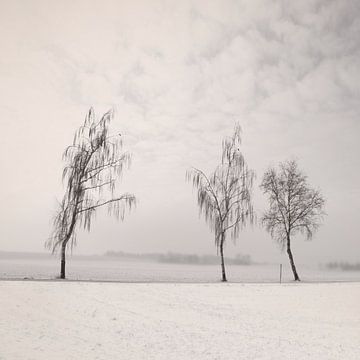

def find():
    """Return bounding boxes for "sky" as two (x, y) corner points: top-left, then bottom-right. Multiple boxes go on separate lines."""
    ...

(0, 0), (359, 265)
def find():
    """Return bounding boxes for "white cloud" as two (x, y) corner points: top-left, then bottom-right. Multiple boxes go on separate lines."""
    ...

(0, 0), (359, 262)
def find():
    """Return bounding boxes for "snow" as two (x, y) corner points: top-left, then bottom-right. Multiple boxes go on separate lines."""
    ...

(0, 281), (359, 359)
(2, 256), (360, 283)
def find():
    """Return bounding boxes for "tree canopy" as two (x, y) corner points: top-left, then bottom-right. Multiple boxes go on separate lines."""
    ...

(47, 108), (135, 278)
(187, 124), (254, 281)
(260, 159), (325, 280)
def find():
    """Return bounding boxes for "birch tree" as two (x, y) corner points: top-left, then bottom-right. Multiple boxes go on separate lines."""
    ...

(187, 125), (255, 281)
(46, 108), (136, 279)
(260, 160), (325, 281)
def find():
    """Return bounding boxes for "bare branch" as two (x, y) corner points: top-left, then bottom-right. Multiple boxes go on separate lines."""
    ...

(83, 180), (114, 192)
(47, 108), (136, 279)
(260, 159), (326, 280)
(77, 194), (135, 214)
(187, 123), (254, 255)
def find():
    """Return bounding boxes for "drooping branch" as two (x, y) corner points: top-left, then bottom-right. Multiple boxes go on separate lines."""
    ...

(46, 108), (136, 256)
(77, 194), (136, 214)
(187, 123), (254, 250)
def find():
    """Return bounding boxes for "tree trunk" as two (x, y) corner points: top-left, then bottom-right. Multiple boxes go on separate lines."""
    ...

(60, 241), (67, 279)
(286, 234), (300, 281)
(59, 211), (78, 279)
(219, 234), (227, 282)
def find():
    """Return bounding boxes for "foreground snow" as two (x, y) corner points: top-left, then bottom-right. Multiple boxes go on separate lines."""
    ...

(0, 281), (359, 360)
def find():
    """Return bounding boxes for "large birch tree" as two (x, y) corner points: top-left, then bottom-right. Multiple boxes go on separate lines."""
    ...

(260, 160), (325, 281)
(46, 108), (136, 279)
(187, 125), (255, 282)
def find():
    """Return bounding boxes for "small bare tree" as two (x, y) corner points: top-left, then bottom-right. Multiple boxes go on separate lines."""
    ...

(186, 125), (255, 282)
(260, 160), (325, 281)
(46, 108), (136, 279)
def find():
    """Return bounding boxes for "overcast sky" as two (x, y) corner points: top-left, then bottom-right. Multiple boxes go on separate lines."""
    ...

(0, 0), (359, 264)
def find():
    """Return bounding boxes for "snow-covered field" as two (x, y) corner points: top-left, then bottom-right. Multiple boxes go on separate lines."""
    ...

(0, 281), (359, 360)
(1, 256), (360, 283)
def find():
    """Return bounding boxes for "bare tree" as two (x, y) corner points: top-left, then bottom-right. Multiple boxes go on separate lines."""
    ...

(46, 108), (136, 279)
(260, 160), (325, 281)
(186, 125), (255, 282)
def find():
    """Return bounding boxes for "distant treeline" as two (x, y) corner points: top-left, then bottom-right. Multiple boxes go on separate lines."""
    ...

(326, 262), (360, 271)
(105, 251), (160, 261)
(105, 251), (252, 265)
(158, 253), (252, 265)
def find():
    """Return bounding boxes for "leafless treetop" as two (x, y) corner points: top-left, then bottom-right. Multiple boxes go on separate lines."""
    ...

(260, 160), (325, 249)
(47, 108), (136, 253)
(187, 124), (255, 249)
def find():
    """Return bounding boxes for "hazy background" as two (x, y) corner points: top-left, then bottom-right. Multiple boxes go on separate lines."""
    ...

(0, 0), (359, 265)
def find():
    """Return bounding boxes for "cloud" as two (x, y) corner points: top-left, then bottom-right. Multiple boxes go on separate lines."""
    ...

(0, 0), (359, 262)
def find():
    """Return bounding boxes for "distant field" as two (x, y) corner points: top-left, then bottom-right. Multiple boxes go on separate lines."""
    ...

(1, 281), (359, 360)
(1, 253), (359, 283)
